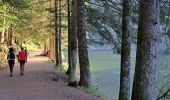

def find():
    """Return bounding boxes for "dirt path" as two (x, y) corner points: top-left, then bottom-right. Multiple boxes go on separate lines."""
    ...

(0, 51), (100, 100)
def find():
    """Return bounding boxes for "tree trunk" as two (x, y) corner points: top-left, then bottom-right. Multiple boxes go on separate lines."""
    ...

(55, 0), (59, 67)
(52, 35), (55, 60)
(118, 0), (131, 100)
(77, 0), (91, 88)
(68, 0), (78, 87)
(0, 32), (2, 42)
(66, 0), (71, 75)
(1, 31), (5, 43)
(58, 0), (62, 67)
(4, 29), (8, 44)
(21, 33), (23, 47)
(8, 28), (13, 46)
(44, 40), (47, 53)
(49, 0), (55, 60)
(49, 37), (52, 59)
(131, 0), (160, 100)
(1, 5), (6, 43)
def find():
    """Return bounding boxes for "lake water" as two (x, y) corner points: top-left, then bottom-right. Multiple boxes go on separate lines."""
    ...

(89, 50), (170, 100)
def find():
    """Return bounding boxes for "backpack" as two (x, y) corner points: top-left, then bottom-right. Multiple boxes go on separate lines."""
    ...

(19, 51), (26, 60)
(8, 52), (15, 60)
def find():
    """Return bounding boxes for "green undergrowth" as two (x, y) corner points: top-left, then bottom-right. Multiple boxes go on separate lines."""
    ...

(47, 60), (66, 72)
(47, 59), (68, 82)
(0, 44), (8, 68)
(47, 60), (55, 66)
(158, 58), (170, 100)
(47, 59), (103, 99)
(84, 86), (104, 100)
(22, 43), (40, 52)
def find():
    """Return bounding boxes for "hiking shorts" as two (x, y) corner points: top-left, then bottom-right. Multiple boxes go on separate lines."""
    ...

(19, 60), (25, 65)
(8, 60), (15, 67)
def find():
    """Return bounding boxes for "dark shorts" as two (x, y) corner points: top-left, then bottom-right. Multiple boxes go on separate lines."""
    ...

(20, 60), (25, 65)
(8, 60), (15, 67)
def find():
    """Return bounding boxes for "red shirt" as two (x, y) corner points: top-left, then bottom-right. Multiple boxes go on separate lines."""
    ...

(19, 51), (26, 60)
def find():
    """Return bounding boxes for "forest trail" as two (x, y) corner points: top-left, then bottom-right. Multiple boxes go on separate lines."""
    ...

(0, 51), (100, 100)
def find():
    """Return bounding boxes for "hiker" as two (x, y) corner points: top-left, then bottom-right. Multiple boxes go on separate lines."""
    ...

(19, 47), (27, 76)
(7, 47), (15, 77)
(15, 47), (19, 63)
(24, 47), (28, 63)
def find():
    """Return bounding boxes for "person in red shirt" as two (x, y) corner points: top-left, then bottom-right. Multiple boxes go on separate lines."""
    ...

(18, 47), (27, 76)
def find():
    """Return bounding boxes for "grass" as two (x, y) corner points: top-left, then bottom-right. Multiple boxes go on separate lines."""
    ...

(47, 59), (66, 74)
(84, 86), (104, 99)
(47, 60), (55, 66)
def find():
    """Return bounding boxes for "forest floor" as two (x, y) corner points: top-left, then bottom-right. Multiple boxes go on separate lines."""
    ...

(0, 51), (100, 100)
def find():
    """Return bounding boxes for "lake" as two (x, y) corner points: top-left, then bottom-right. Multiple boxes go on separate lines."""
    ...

(88, 49), (170, 100)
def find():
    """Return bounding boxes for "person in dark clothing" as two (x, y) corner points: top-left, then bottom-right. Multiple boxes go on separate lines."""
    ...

(7, 47), (15, 77)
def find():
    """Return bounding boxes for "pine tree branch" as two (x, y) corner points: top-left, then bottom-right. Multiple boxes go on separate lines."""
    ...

(157, 88), (170, 100)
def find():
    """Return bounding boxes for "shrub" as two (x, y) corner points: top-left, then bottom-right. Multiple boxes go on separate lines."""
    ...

(0, 44), (8, 68)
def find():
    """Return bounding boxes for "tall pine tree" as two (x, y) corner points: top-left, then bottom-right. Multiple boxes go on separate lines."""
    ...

(118, 0), (131, 99)
(132, 0), (160, 99)
(77, 0), (91, 87)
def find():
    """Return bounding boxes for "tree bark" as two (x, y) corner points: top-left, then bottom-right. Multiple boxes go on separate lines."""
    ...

(55, 0), (59, 67)
(77, 0), (91, 88)
(8, 28), (13, 46)
(4, 29), (8, 44)
(1, 31), (5, 43)
(131, 0), (160, 100)
(1, 4), (6, 43)
(49, 37), (52, 59)
(118, 0), (131, 100)
(66, 0), (71, 75)
(0, 32), (2, 42)
(52, 35), (55, 60)
(44, 40), (47, 53)
(49, 36), (55, 60)
(68, 0), (78, 87)
(58, 0), (62, 67)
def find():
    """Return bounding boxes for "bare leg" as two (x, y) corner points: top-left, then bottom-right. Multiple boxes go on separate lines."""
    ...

(22, 64), (24, 74)
(20, 64), (25, 76)
(20, 64), (23, 76)
(20, 64), (22, 73)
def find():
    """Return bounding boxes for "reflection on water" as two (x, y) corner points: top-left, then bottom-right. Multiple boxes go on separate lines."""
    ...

(88, 50), (135, 100)
(89, 50), (169, 100)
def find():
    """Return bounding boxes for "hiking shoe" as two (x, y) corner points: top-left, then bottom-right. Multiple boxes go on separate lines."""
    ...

(10, 74), (13, 77)
(20, 73), (22, 76)
(20, 73), (24, 76)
